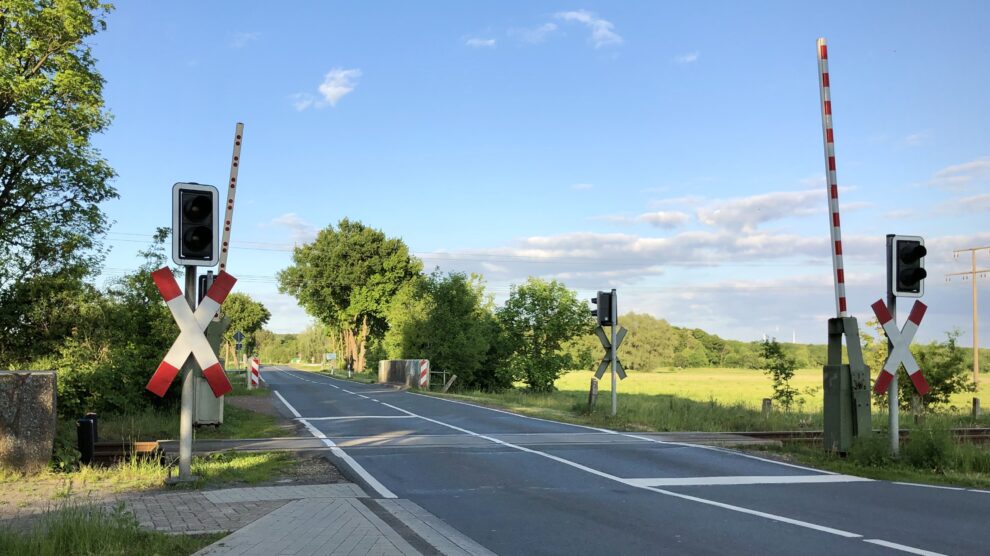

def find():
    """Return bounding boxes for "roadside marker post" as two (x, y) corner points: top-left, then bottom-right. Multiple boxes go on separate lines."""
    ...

(419, 359), (429, 389)
(250, 358), (260, 389)
(816, 38), (872, 453)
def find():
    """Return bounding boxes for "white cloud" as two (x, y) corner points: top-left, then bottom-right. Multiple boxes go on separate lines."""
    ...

(509, 23), (558, 44)
(555, 10), (623, 48)
(571, 183), (594, 191)
(318, 68), (362, 107)
(465, 37), (496, 48)
(904, 132), (928, 147)
(675, 51), (699, 64)
(290, 93), (315, 111)
(696, 189), (823, 232)
(638, 211), (690, 229)
(269, 213), (318, 245)
(291, 68), (362, 110)
(230, 32), (260, 48)
(598, 211), (690, 229)
(883, 209), (916, 219)
(929, 156), (990, 190)
(938, 193), (990, 215)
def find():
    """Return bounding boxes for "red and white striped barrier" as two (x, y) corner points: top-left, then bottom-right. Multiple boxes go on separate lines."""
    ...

(419, 359), (429, 389)
(817, 38), (848, 318)
(147, 267), (236, 398)
(871, 299), (929, 396)
(250, 358), (260, 388)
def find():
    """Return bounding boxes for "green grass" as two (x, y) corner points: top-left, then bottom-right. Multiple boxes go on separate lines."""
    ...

(758, 430), (990, 490)
(0, 503), (223, 555)
(93, 398), (284, 442)
(0, 451), (298, 495)
(439, 368), (988, 431)
(556, 367), (990, 413)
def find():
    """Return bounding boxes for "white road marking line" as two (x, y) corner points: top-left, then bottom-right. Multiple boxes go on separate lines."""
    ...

(408, 391), (835, 475)
(273, 390), (301, 418)
(863, 539), (947, 555)
(277, 371), (939, 554)
(378, 401), (863, 539)
(273, 387), (396, 499)
(892, 481), (964, 491)
(357, 394), (369, 399)
(296, 416), (415, 421)
(625, 475), (870, 487)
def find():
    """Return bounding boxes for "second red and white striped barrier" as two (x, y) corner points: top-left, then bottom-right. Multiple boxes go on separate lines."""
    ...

(419, 359), (429, 389)
(250, 358), (260, 388)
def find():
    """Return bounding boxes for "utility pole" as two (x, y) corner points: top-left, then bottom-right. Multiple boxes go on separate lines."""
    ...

(886, 235), (899, 455)
(946, 246), (990, 386)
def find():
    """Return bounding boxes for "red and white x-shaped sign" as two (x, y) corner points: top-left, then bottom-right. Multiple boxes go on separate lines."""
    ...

(146, 267), (236, 398)
(871, 299), (929, 396)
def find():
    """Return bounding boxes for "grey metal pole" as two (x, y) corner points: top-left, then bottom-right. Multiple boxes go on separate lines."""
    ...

(610, 289), (617, 417)
(886, 235), (899, 456)
(179, 265), (197, 479)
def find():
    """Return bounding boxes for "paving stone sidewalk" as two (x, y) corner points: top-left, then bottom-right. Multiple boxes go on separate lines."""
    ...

(112, 482), (492, 555)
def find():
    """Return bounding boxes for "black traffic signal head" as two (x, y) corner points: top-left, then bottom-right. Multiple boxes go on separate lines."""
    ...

(891, 235), (926, 297)
(590, 290), (615, 326)
(172, 182), (219, 266)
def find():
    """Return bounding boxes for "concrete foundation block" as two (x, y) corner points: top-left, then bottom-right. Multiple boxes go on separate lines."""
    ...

(0, 371), (57, 474)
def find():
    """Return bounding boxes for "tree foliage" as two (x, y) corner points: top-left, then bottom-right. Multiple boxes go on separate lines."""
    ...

(221, 292), (271, 356)
(498, 278), (592, 392)
(385, 271), (510, 391)
(0, 0), (117, 294)
(27, 230), (179, 417)
(761, 338), (799, 410)
(277, 218), (421, 371)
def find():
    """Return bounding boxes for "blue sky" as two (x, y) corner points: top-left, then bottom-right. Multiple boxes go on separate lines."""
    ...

(91, 1), (990, 345)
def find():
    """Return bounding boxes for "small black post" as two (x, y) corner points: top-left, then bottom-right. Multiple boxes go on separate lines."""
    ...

(77, 417), (96, 464)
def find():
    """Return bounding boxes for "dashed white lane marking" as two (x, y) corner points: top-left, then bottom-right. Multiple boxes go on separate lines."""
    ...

(862, 539), (946, 556)
(625, 475), (870, 487)
(273, 386), (396, 499)
(407, 390), (836, 475)
(271, 370), (944, 553)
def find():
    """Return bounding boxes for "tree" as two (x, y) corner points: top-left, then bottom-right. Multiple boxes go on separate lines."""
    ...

(385, 271), (507, 390)
(277, 218), (421, 371)
(761, 338), (799, 410)
(498, 278), (593, 392)
(221, 293), (271, 360)
(0, 1), (117, 296)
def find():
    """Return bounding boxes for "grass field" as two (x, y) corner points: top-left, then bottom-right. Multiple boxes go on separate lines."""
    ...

(556, 368), (990, 413)
(427, 367), (990, 433)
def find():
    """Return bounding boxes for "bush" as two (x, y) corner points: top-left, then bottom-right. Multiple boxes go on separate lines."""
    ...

(903, 426), (954, 472)
(848, 434), (894, 468)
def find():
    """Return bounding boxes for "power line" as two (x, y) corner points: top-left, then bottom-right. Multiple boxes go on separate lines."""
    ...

(946, 245), (990, 386)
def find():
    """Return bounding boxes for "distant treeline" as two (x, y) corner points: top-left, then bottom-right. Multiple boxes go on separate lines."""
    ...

(258, 311), (990, 375)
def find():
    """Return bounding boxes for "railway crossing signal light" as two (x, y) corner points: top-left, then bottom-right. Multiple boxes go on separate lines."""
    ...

(891, 235), (926, 297)
(172, 182), (219, 266)
(590, 290), (615, 327)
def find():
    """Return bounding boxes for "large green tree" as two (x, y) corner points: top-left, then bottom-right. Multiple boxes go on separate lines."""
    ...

(221, 292), (271, 360)
(277, 218), (421, 371)
(0, 1), (117, 364)
(385, 271), (508, 390)
(498, 278), (593, 392)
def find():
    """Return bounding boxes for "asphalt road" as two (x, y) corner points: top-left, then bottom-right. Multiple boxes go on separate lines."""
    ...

(262, 366), (990, 556)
